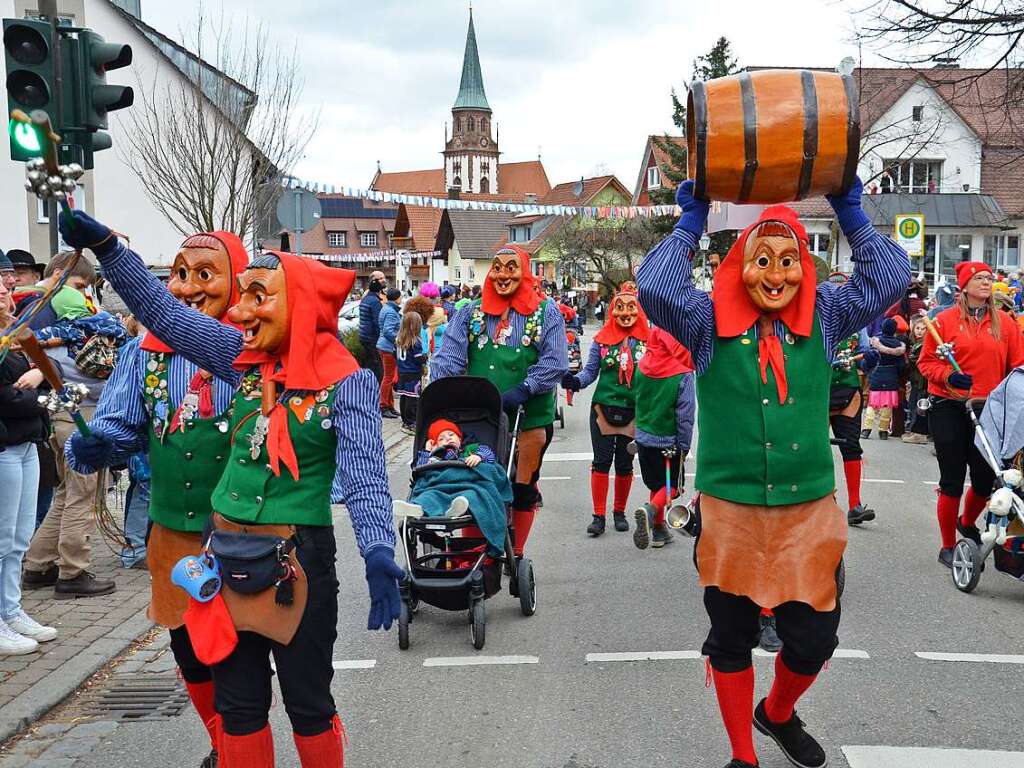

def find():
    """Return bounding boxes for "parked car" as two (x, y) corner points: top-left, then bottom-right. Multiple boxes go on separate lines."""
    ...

(338, 301), (361, 336)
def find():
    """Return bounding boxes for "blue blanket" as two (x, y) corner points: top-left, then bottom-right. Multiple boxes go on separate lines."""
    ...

(409, 462), (512, 553)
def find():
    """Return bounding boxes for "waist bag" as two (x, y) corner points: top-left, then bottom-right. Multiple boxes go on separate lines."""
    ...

(601, 404), (635, 427)
(207, 529), (297, 605)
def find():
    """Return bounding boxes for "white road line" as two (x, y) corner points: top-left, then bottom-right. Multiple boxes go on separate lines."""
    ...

(332, 659), (377, 670)
(543, 452), (592, 461)
(585, 651), (702, 663)
(863, 478), (905, 484)
(539, 476), (572, 481)
(923, 481), (940, 485)
(915, 651), (1024, 664)
(754, 648), (869, 659)
(422, 655), (539, 667)
(843, 745), (1024, 767)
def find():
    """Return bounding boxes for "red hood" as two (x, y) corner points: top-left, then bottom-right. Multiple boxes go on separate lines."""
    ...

(639, 327), (693, 378)
(480, 245), (541, 317)
(594, 290), (650, 345)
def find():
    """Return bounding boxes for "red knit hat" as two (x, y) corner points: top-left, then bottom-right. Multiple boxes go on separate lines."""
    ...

(955, 261), (993, 290)
(428, 419), (461, 443)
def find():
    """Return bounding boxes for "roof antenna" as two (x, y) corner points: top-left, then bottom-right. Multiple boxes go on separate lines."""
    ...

(537, 145), (542, 161)
(376, 160), (381, 172)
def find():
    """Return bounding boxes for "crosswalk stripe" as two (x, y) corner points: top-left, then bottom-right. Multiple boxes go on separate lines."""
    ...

(539, 476), (572, 481)
(915, 652), (1024, 664)
(842, 745), (1024, 767)
(754, 648), (870, 659)
(332, 659), (377, 670)
(543, 452), (592, 461)
(585, 651), (702, 663)
(863, 478), (905, 484)
(422, 655), (539, 667)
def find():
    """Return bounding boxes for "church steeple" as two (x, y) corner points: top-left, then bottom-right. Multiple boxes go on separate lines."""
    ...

(453, 8), (490, 112)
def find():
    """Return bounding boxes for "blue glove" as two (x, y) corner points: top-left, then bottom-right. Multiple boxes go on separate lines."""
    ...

(58, 209), (116, 254)
(675, 180), (711, 239)
(825, 176), (869, 235)
(561, 373), (581, 391)
(501, 382), (532, 410)
(948, 372), (973, 390)
(858, 350), (881, 371)
(364, 547), (404, 631)
(69, 429), (116, 469)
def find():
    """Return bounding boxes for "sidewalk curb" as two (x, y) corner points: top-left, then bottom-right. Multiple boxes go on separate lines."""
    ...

(0, 608), (153, 743)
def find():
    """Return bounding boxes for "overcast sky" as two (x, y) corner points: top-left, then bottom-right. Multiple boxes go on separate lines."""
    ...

(142, 0), (880, 192)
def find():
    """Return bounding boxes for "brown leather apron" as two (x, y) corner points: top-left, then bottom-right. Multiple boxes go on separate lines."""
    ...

(148, 524), (204, 628)
(211, 512), (309, 645)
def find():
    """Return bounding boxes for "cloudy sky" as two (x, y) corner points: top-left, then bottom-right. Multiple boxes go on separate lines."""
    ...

(142, 0), (880, 192)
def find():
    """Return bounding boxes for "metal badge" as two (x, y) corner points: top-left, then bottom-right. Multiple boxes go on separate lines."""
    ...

(248, 414), (270, 460)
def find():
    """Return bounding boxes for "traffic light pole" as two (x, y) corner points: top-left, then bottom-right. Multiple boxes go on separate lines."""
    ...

(39, 0), (60, 255)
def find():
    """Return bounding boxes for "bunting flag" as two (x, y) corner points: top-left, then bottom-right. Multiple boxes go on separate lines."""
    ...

(280, 176), (681, 220)
(312, 248), (442, 264)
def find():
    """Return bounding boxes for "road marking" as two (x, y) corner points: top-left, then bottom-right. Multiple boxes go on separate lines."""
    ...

(543, 452), (592, 461)
(585, 651), (702, 663)
(539, 476), (572, 481)
(863, 478), (905, 484)
(754, 648), (869, 659)
(842, 745), (1024, 767)
(915, 652), (1024, 664)
(923, 481), (940, 485)
(332, 659), (377, 670)
(422, 655), (539, 667)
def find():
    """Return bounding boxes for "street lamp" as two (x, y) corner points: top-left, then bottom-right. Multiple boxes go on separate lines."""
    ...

(699, 234), (711, 251)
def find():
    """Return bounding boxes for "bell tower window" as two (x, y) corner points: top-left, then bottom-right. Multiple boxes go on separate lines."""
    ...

(455, 116), (461, 132)
(467, 116), (475, 131)
(481, 118), (488, 133)
(480, 176), (490, 194)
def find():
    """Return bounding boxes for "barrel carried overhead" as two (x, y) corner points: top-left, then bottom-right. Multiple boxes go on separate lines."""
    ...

(686, 69), (860, 204)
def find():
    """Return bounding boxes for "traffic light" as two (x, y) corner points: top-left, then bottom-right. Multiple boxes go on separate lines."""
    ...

(3, 19), (55, 161)
(68, 30), (132, 168)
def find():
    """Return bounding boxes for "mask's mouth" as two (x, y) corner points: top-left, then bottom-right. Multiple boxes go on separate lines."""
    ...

(495, 278), (515, 292)
(241, 321), (260, 349)
(761, 282), (786, 301)
(179, 293), (208, 313)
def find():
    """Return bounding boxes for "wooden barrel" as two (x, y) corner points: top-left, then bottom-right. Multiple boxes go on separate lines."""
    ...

(687, 69), (860, 204)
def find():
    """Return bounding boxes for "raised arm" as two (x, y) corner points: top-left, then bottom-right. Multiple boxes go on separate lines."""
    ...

(524, 301), (568, 394)
(575, 343), (602, 389)
(430, 303), (471, 380)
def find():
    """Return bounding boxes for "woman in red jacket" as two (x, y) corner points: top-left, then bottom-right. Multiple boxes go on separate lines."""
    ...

(917, 261), (1024, 569)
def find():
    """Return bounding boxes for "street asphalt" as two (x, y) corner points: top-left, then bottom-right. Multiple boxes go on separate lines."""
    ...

(24, 332), (1024, 768)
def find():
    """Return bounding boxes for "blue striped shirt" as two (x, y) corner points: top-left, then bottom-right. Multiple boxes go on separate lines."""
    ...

(430, 300), (568, 393)
(575, 338), (643, 390)
(90, 241), (396, 556)
(636, 223), (911, 374)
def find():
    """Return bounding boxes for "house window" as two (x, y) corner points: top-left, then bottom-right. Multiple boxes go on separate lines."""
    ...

(882, 159), (944, 193)
(360, 232), (378, 248)
(509, 225), (531, 243)
(807, 232), (831, 258)
(984, 234), (1020, 269)
(939, 233), (973, 279)
(646, 165), (661, 190)
(327, 231), (347, 248)
(912, 105), (924, 122)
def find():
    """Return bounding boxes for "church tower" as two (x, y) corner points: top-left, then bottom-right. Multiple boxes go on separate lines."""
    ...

(444, 9), (499, 195)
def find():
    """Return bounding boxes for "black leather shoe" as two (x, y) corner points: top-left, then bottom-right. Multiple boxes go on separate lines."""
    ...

(381, 408), (398, 419)
(938, 547), (954, 568)
(612, 511), (629, 532)
(22, 565), (58, 590)
(200, 749), (218, 768)
(956, 520), (982, 545)
(723, 761), (759, 768)
(753, 698), (827, 768)
(758, 613), (783, 653)
(586, 514), (605, 537)
(54, 572), (116, 599)
(847, 505), (876, 526)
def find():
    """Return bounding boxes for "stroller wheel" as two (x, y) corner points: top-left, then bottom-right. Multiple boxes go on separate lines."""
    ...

(398, 602), (410, 650)
(508, 557), (519, 598)
(951, 539), (983, 593)
(835, 558), (846, 600)
(469, 598), (486, 650)
(517, 557), (537, 617)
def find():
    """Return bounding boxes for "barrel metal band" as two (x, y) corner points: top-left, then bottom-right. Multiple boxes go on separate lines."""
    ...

(798, 70), (818, 200)
(738, 72), (758, 203)
(691, 81), (708, 201)
(840, 74), (861, 193)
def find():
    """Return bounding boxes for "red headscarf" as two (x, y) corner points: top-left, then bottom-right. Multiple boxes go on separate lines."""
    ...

(141, 231), (249, 354)
(711, 205), (817, 403)
(233, 252), (359, 480)
(639, 327), (693, 378)
(480, 246), (541, 318)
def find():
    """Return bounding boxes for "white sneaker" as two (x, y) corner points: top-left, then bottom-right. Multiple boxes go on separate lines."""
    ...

(446, 495), (470, 518)
(8, 611), (57, 642)
(0, 619), (38, 655)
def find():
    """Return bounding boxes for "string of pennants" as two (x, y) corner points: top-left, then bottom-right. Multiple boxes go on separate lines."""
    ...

(282, 177), (682, 220)
(315, 249), (442, 265)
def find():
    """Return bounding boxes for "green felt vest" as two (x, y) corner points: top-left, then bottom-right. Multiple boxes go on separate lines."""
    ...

(466, 300), (555, 430)
(142, 353), (230, 532)
(830, 333), (863, 390)
(210, 370), (338, 526)
(592, 340), (645, 409)
(696, 314), (833, 506)
(634, 369), (682, 437)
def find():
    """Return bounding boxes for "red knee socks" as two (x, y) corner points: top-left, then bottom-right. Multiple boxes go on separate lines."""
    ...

(765, 654), (818, 724)
(843, 459), (862, 510)
(590, 471), (609, 516)
(613, 473), (633, 513)
(937, 492), (961, 549)
(293, 714), (346, 768)
(221, 724), (275, 768)
(962, 488), (988, 528)
(183, 679), (217, 751)
(512, 507), (536, 557)
(650, 487), (668, 526)
(711, 667), (757, 765)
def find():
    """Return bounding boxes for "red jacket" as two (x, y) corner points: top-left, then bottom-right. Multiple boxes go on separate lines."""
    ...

(917, 306), (1024, 398)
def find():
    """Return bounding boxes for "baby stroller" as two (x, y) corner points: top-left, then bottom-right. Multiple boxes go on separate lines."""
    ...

(950, 378), (1024, 593)
(396, 376), (537, 650)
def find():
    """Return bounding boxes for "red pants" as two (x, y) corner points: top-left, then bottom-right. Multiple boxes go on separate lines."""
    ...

(379, 351), (397, 409)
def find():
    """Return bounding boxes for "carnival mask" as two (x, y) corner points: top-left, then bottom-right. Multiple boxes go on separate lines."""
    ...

(742, 222), (803, 312)
(229, 265), (289, 353)
(612, 295), (639, 328)
(489, 251), (522, 297)
(168, 235), (233, 318)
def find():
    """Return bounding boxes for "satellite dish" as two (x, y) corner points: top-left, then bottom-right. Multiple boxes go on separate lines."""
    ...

(572, 178), (584, 198)
(837, 57), (856, 77)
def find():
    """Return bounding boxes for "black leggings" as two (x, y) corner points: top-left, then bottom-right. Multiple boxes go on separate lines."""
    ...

(637, 444), (684, 493)
(589, 404), (634, 475)
(930, 397), (996, 498)
(212, 526), (340, 737)
(168, 625), (212, 684)
(702, 586), (840, 675)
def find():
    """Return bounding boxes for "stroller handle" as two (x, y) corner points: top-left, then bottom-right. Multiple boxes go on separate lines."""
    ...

(965, 397), (1005, 475)
(506, 407), (525, 482)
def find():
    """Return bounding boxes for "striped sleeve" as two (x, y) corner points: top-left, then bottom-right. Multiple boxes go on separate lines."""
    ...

(576, 343), (601, 389)
(524, 301), (568, 395)
(637, 228), (716, 374)
(330, 368), (396, 556)
(429, 303), (472, 381)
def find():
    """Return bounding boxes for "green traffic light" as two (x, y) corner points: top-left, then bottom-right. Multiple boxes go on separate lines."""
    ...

(9, 120), (41, 154)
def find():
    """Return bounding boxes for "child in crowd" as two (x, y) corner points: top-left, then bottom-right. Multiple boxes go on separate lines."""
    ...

(862, 318), (907, 440)
(33, 285), (127, 374)
(394, 312), (427, 434)
(902, 314), (930, 445)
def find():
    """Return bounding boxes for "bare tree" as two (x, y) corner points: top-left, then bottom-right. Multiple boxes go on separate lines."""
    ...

(547, 216), (662, 297)
(118, 8), (318, 247)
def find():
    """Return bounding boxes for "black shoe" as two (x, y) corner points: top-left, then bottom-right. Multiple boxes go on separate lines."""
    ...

(22, 565), (58, 590)
(613, 511), (629, 532)
(201, 749), (218, 768)
(381, 408), (398, 419)
(758, 613), (783, 653)
(753, 698), (827, 768)
(586, 514), (606, 537)
(54, 572), (116, 599)
(633, 505), (653, 550)
(723, 761), (759, 768)
(956, 520), (982, 545)
(938, 547), (954, 568)
(878, 431), (889, 441)
(860, 429), (871, 439)
(847, 504), (876, 526)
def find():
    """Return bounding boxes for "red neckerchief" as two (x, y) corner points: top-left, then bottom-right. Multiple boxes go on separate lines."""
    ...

(168, 371), (214, 433)
(480, 246), (541, 338)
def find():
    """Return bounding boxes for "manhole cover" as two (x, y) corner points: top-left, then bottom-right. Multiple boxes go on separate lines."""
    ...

(80, 675), (190, 722)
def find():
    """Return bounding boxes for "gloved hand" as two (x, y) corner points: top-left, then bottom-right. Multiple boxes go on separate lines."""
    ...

(675, 180), (711, 240)
(68, 429), (116, 469)
(364, 547), (404, 631)
(561, 373), (581, 391)
(58, 209), (116, 255)
(825, 176), (869, 235)
(501, 382), (532, 411)
(948, 372), (973, 390)
(859, 349), (881, 371)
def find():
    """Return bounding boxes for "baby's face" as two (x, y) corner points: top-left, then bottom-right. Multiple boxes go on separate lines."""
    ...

(434, 429), (461, 450)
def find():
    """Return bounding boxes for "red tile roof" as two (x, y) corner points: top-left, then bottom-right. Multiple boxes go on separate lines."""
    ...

(393, 205), (444, 252)
(372, 160), (551, 199)
(372, 168), (447, 196)
(541, 175), (631, 206)
(632, 135), (687, 204)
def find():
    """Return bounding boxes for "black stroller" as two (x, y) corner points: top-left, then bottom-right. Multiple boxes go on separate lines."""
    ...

(396, 376), (537, 650)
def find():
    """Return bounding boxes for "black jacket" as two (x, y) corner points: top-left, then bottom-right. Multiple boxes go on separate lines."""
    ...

(0, 352), (49, 449)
